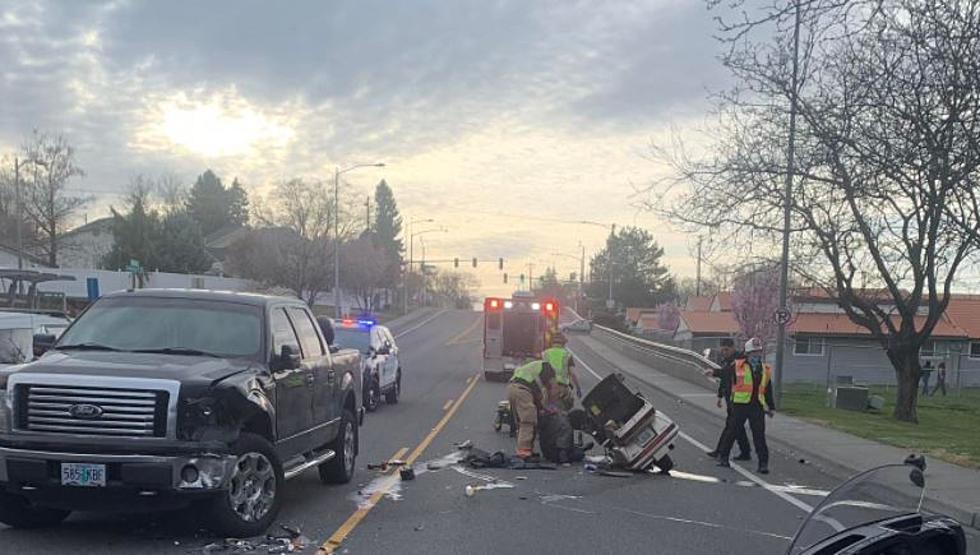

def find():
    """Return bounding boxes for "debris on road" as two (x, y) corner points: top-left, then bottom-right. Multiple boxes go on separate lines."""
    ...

(399, 465), (416, 481)
(367, 459), (407, 471)
(465, 481), (515, 497)
(199, 525), (310, 554)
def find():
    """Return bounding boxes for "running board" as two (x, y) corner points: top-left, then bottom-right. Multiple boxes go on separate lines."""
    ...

(284, 449), (336, 480)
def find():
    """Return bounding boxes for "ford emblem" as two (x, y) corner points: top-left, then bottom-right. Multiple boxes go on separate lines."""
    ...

(68, 404), (104, 420)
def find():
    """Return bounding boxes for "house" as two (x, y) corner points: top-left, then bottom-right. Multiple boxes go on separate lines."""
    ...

(0, 244), (49, 270)
(674, 310), (740, 353)
(685, 295), (713, 312)
(57, 217), (114, 269)
(204, 225), (250, 275)
(668, 289), (980, 387)
(625, 307), (656, 325)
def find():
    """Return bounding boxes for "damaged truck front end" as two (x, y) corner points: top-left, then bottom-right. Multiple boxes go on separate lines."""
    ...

(0, 367), (272, 514)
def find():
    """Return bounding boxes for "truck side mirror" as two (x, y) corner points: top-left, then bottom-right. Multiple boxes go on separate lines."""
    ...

(33, 334), (57, 357)
(278, 345), (301, 369)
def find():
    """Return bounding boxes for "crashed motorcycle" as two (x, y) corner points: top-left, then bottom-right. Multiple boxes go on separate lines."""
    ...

(571, 373), (679, 473)
(787, 456), (967, 554)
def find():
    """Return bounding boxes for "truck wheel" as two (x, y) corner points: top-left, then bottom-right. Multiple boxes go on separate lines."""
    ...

(655, 455), (674, 474)
(319, 409), (357, 484)
(205, 433), (283, 537)
(364, 380), (381, 412)
(384, 372), (400, 404)
(0, 492), (70, 529)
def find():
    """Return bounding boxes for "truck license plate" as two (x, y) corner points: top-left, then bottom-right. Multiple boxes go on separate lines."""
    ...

(61, 463), (106, 487)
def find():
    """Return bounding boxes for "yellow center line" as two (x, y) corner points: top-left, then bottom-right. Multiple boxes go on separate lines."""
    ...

(442, 399), (454, 411)
(317, 446), (407, 554)
(318, 374), (481, 553)
(444, 315), (482, 346)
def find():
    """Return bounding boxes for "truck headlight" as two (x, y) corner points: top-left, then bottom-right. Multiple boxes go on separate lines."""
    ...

(0, 389), (9, 434)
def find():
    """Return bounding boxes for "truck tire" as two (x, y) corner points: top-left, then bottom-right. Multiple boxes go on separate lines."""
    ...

(0, 492), (70, 529)
(205, 433), (283, 537)
(364, 379), (381, 412)
(319, 409), (357, 484)
(384, 371), (400, 404)
(655, 454), (674, 474)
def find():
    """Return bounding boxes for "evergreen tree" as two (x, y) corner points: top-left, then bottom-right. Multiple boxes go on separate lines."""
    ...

(372, 180), (403, 293)
(187, 169), (250, 236)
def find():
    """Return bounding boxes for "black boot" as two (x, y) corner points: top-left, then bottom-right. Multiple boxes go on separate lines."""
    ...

(716, 459), (731, 468)
(705, 450), (719, 458)
(757, 464), (769, 475)
(733, 452), (752, 461)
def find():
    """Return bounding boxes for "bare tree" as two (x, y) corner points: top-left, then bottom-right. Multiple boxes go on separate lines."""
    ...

(21, 131), (87, 266)
(649, 0), (980, 422)
(227, 178), (362, 306)
(339, 236), (388, 311)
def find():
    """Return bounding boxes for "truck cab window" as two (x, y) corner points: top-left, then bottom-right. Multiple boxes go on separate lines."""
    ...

(288, 307), (325, 359)
(270, 308), (301, 357)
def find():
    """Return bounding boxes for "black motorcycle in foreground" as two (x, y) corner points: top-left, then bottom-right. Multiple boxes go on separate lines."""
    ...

(788, 455), (967, 554)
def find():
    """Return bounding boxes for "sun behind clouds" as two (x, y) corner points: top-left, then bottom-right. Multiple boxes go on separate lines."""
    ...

(134, 88), (295, 158)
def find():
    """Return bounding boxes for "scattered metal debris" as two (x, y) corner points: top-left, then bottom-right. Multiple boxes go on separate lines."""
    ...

(200, 525), (310, 554)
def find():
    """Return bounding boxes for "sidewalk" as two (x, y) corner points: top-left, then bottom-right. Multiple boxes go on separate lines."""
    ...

(577, 334), (980, 529)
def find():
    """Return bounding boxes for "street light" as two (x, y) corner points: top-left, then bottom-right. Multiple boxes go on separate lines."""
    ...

(551, 248), (586, 313)
(334, 162), (385, 317)
(403, 225), (446, 313)
(576, 220), (616, 311)
(400, 217), (435, 315)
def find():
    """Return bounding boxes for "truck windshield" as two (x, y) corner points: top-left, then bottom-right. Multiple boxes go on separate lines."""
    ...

(57, 296), (263, 360)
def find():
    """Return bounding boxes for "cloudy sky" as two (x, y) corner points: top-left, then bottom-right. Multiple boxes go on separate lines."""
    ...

(0, 0), (729, 295)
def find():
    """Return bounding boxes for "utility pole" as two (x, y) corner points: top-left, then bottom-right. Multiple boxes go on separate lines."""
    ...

(14, 157), (23, 272)
(580, 242), (585, 314)
(774, 0), (802, 410)
(334, 167), (341, 318)
(607, 223), (616, 310)
(365, 195), (371, 230)
(696, 236), (703, 297)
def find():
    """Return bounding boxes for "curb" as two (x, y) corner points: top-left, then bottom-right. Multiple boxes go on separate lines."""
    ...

(584, 334), (980, 529)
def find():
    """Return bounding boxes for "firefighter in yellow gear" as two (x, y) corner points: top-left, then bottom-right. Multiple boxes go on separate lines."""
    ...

(507, 360), (557, 459)
(542, 333), (582, 411)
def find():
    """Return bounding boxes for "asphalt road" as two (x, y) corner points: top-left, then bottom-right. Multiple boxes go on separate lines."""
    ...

(1, 309), (976, 554)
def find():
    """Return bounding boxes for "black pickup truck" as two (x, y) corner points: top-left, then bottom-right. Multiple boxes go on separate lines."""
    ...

(0, 289), (362, 536)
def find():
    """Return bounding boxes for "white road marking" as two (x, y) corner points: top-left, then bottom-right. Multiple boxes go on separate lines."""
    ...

(568, 345), (816, 514)
(394, 309), (447, 339)
(567, 348), (603, 380)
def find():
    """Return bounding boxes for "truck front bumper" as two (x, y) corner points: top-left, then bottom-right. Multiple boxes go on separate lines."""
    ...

(0, 445), (237, 502)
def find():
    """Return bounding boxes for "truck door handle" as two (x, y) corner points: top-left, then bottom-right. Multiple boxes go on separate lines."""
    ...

(306, 373), (316, 386)
(326, 369), (336, 383)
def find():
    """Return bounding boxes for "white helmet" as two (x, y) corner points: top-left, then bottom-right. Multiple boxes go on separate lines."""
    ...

(744, 337), (764, 353)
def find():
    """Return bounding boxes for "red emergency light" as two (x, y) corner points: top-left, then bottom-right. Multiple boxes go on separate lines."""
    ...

(485, 298), (502, 311)
(544, 302), (555, 312)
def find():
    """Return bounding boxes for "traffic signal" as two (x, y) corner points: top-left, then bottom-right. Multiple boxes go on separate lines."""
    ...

(472, 257), (478, 268)
(520, 274), (525, 283)
(454, 258), (459, 268)
(503, 273), (508, 284)
(498, 257), (504, 270)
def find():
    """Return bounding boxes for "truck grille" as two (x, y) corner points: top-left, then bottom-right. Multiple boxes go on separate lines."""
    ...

(18, 385), (169, 438)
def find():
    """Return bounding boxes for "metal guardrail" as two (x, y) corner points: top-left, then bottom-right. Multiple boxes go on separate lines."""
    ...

(592, 325), (720, 390)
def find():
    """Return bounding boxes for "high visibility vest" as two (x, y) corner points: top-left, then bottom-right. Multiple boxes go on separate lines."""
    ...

(543, 347), (572, 385)
(512, 360), (547, 385)
(732, 359), (771, 405)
